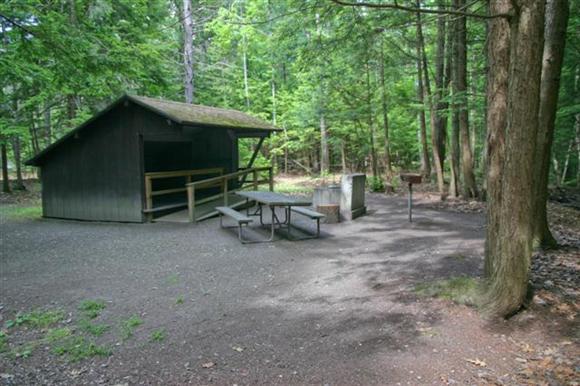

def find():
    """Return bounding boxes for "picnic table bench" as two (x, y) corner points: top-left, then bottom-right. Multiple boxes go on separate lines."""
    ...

(216, 206), (253, 244)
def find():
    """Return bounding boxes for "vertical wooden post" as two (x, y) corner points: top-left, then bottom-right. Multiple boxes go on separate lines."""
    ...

(253, 169), (258, 190)
(268, 167), (274, 191)
(187, 185), (196, 223)
(223, 177), (229, 206)
(145, 175), (153, 222)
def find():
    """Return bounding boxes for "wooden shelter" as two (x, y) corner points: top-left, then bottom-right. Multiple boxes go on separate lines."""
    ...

(26, 95), (281, 223)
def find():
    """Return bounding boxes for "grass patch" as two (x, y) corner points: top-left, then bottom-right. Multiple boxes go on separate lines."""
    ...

(166, 274), (179, 285)
(120, 315), (143, 340)
(149, 329), (166, 343)
(52, 336), (110, 362)
(415, 276), (481, 306)
(0, 205), (42, 220)
(78, 300), (106, 319)
(5, 309), (65, 329)
(274, 181), (314, 195)
(78, 319), (109, 337)
(11, 342), (37, 359)
(175, 296), (184, 305)
(0, 331), (8, 353)
(44, 327), (72, 343)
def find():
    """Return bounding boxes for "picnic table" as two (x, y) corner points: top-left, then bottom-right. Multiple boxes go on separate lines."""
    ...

(236, 191), (312, 242)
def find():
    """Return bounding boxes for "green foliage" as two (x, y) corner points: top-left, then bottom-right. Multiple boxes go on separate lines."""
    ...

(367, 176), (385, 193)
(44, 327), (72, 343)
(52, 336), (111, 362)
(0, 331), (8, 353)
(175, 296), (184, 305)
(78, 320), (109, 337)
(0, 205), (42, 221)
(149, 329), (166, 343)
(5, 309), (65, 329)
(78, 300), (106, 319)
(119, 315), (143, 340)
(415, 276), (482, 306)
(0, 0), (577, 187)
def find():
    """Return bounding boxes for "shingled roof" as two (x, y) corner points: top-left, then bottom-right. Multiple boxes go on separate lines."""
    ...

(129, 95), (279, 131)
(26, 94), (280, 166)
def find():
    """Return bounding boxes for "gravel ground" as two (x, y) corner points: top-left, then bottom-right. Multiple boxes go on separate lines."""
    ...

(0, 194), (573, 385)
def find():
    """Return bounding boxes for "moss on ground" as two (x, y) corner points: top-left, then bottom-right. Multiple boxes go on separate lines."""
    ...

(415, 276), (482, 306)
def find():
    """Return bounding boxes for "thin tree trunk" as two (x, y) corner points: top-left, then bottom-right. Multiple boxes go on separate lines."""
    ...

(1, 143), (10, 193)
(379, 39), (392, 180)
(242, 34), (250, 110)
(271, 71), (277, 125)
(561, 139), (573, 184)
(484, 0), (546, 318)
(320, 112), (329, 175)
(11, 137), (25, 190)
(417, 6), (445, 196)
(366, 57), (378, 178)
(552, 156), (561, 186)
(456, 0), (478, 199)
(341, 140), (347, 173)
(533, 0), (569, 248)
(44, 102), (52, 146)
(182, 0), (195, 103)
(414, 14), (431, 179)
(283, 126), (288, 174)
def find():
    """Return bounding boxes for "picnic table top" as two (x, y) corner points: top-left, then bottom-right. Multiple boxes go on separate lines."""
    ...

(236, 191), (312, 206)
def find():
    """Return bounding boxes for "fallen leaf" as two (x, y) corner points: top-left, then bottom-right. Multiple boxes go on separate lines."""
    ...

(466, 358), (487, 367)
(202, 362), (216, 369)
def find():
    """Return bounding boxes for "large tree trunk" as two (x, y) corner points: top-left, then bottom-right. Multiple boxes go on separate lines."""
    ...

(448, 12), (460, 198)
(182, 0), (195, 103)
(533, 0), (570, 248)
(432, 0), (448, 192)
(455, 0), (478, 199)
(414, 13), (431, 179)
(1, 142), (10, 193)
(484, 0), (546, 318)
(417, 6), (445, 196)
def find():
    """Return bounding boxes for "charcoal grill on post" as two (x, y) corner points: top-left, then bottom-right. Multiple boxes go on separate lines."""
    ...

(400, 173), (423, 222)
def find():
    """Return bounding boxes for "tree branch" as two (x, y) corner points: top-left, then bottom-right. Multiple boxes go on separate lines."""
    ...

(328, 0), (511, 19)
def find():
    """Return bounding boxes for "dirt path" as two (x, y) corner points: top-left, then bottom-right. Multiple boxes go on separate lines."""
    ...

(0, 194), (577, 385)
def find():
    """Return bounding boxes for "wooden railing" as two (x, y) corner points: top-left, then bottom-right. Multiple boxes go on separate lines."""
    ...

(144, 168), (224, 218)
(186, 166), (273, 223)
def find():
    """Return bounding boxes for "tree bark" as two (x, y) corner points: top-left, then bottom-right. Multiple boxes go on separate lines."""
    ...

(379, 39), (393, 180)
(417, 5), (445, 196)
(1, 142), (10, 193)
(366, 57), (379, 178)
(320, 112), (329, 175)
(484, 0), (546, 318)
(414, 12), (431, 179)
(433, 0), (448, 189)
(448, 12), (460, 198)
(242, 34), (250, 109)
(455, 0), (478, 199)
(532, 0), (569, 248)
(182, 0), (195, 103)
(11, 137), (25, 190)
